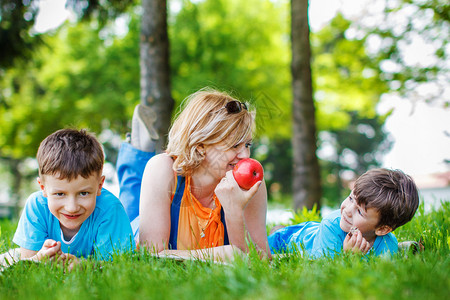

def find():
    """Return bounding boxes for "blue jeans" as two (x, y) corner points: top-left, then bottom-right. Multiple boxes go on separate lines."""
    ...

(116, 142), (155, 223)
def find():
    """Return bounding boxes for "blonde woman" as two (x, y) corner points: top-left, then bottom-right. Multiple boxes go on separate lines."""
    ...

(117, 89), (270, 260)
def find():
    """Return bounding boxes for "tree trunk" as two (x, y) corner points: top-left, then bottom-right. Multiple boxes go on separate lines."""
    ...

(140, 0), (174, 151)
(291, 0), (321, 210)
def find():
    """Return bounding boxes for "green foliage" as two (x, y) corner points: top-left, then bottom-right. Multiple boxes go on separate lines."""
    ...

(310, 14), (394, 205)
(1, 0), (446, 210)
(0, 0), (42, 68)
(256, 12), (395, 205)
(312, 14), (389, 132)
(0, 13), (140, 161)
(0, 0), (136, 68)
(66, 0), (137, 25)
(169, 0), (291, 137)
(359, 0), (450, 105)
(0, 219), (17, 252)
(255, 138), (293, 196)
(0, 202), (449, 299)
(396, 201), (450, 252)
(289, 204), (322, 225)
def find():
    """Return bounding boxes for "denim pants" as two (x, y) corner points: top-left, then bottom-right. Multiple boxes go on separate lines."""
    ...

(116, 142), (155, 223)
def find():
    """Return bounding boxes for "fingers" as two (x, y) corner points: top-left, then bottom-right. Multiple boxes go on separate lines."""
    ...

(35, 241), (66, 262)
(225, 170), (262, 192)
(362, 239), (372, 254)
(42, 239), (58, 249)
(344, 229), (372, 254)
(246, 180), (262, 197)
(44, 244), (61, 259)
(352, 230), (363, 250)
(224, 171), (239, 187)
(56, 253), (67, 263)
(66, 253), (77, 261)
(354, 231), (372, 254)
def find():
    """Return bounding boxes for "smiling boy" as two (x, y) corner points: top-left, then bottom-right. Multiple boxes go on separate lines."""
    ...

(268, 168), (419, 258)
(13, 129), (134, 263)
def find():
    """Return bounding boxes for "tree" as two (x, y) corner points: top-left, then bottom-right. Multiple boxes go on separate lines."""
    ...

(0, 1), (139, 214)
(0, 0), (41, 68)
(290, 0), (321, 210)
(169, 0), (291, 138)
(350, 0), (449, 106)
(311, 13), (393, 205)
(140, 0), (174, 151)
(0, 0), (135, 68)
(319, 112), (393, 205)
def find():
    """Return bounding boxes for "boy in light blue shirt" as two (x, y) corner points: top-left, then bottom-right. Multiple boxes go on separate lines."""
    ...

(12, 128), (134, 264)
(269, 168), (419, 258)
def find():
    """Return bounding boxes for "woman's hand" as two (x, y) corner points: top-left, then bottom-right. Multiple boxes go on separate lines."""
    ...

(214, 170), (261, 215)
(60, 253), (80, 271)
(158, 245), (243, 262)
(214, 170), (269, 255)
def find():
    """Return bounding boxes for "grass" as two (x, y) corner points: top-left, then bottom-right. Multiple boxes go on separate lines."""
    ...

(0, 201), (449, 300)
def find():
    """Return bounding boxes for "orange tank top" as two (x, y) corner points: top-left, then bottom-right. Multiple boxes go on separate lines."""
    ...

(168, 176), (229, 249)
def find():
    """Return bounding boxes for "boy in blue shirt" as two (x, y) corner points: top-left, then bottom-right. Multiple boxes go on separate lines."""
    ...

(12, 128), (134, 264)
(269, 168), (419, 258)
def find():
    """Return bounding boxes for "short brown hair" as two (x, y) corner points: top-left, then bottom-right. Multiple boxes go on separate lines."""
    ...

(353, 168), (419, 230)
(37, 128), (104, 181)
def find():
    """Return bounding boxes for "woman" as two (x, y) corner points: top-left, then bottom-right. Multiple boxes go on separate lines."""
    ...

(117, 89), (270, 260)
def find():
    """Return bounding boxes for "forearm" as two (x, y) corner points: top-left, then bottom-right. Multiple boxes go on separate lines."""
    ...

(224, 211), (250, 252)
(222, 198), (271, 257)
(19, 247), (38, 259)
(158, 245), (242, 262)
(139, 227), (170, 253)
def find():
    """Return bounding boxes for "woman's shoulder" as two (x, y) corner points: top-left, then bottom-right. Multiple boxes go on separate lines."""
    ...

(146, 153), (174, 170)
(140, 153), (178, 206)
(143, 153), (177, 185)
(149, 152), (173, 162)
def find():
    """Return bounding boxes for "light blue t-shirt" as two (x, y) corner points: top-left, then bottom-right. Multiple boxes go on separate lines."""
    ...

(13, 188), (135, 260)
(268, 209), (398, 258)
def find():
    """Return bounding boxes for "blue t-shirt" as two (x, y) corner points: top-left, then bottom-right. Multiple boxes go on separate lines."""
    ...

(13, 188), (135, 260)
(268, 209), (398, 258)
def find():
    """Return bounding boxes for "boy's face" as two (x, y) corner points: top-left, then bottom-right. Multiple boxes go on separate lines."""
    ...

(37, 173), (105, 239)
(339, 191), (388, 242)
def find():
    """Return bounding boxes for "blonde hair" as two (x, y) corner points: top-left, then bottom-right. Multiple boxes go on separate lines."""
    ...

(166, 89), (255, 175)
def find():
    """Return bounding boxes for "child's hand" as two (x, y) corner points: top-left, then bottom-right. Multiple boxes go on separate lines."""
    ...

(59, 253), (80, 272)
(32, 240), (80, 271)
(32, 239), (63, 262)
(343, 228), (372, 254)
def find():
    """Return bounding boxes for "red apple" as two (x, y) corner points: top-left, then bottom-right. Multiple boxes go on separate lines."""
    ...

(232, 158), (264, 190)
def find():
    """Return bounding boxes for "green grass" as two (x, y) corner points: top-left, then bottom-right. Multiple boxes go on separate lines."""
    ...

(1, 202), (449, 300)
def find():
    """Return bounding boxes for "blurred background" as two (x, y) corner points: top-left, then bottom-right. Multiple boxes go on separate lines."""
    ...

(0, 0), (449, 222)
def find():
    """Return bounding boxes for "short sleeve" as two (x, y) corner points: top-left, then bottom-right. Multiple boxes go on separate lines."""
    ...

(309, 216), (345, 258)
(12, 192), (49, 251)
(92, 202), (135, 260)
(372, 232), (398, 256)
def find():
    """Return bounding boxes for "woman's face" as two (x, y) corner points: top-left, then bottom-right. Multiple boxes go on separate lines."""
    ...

(201, 139), (252, 180)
